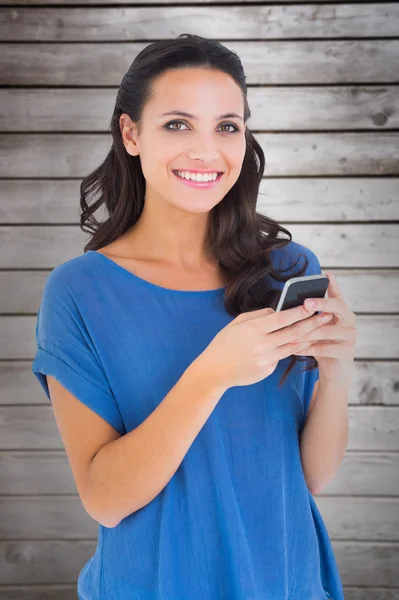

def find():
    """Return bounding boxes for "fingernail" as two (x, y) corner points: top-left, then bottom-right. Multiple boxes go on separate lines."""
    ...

(305, 299), (317, 309)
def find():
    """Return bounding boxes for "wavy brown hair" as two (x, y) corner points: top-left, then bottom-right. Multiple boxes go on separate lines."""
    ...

(80, 33), (318, 387)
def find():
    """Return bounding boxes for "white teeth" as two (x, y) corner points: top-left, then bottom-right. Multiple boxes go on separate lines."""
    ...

(175, 170), (219, 182)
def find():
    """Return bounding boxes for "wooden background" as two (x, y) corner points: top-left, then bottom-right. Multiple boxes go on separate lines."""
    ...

(0, 0), (398, 598)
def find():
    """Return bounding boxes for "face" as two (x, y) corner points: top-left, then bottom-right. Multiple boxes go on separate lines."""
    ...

(120, 67), (247, 215)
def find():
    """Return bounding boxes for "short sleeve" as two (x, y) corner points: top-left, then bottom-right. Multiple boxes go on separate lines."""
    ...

(299, 246), (322, 431)
(32, 266), (125, 436)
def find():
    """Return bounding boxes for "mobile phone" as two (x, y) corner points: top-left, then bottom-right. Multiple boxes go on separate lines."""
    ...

(276, 273), (329, 314)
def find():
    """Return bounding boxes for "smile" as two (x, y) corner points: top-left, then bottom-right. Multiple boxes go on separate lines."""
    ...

(172, 170), (224, 189)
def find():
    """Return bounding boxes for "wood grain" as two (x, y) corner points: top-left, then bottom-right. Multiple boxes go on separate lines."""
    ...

(1, 41), (398, 85)
(1, 5), (398, 41)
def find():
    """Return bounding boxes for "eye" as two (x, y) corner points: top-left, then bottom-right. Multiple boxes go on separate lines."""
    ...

(220, 123), (239, 133)
(165, 121), (189, 132)
(164, 120), (239, 133)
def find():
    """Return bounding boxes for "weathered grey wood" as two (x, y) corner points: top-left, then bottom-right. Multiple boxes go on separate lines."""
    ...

(0, 405), (398, 451)
(0, 587), (77, 600)
(2, 268), (398, 314)
(2, 449), (399, 496)
(0, 497), (98, 539)
(3, 359), (399, 406)
(0, 362), (47, 404)
(352, 361), (399, 407)
(2, 178), (398, 223)
(315, 497), (399, 542)
(343, 407), (399, 452)
(0, 180), (82, 223)
(322, 452), (399, 496)
(282, 224), (399, 266)
(2, 5), (398, 41)
(1, 41), (398, 85)
(0, 406), (63, 450)
(0, 451), (76, 494)
(344, 591), (399, 600)
(1, 224), (398, 268)
(0, 494), (398, 542)
(256, 132), (399, 176)
(259, 178), (399, 221)
(2, 133), (397, 177)
(0, 540), (97, 585)
(2, 85), (399, 132)
(0, 0), (376, 4)
(334, 541), (399, 587)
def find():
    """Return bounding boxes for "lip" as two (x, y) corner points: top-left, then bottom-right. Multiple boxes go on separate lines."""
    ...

(172, 170), (224, 189)
(173, 169), (224, 174)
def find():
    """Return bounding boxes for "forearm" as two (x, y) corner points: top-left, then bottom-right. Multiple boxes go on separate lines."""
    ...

(86, 357), (228, 528)
(299, 375), (351, 495)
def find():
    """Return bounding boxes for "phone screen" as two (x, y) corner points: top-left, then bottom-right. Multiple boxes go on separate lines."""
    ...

(276, 274), (329, 313)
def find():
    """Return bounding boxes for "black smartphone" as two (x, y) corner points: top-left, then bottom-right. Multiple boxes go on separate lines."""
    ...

(276, 273), (329, 314)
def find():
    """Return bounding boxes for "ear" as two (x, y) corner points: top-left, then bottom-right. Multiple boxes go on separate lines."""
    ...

(119, 114), (139, 156)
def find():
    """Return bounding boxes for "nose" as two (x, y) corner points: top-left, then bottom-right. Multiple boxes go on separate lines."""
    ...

(187, 136), (220, 163)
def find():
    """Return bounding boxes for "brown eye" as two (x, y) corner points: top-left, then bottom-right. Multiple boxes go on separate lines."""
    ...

(219, 123), (239, 133)
(164, 120), (239, 133)
(164, 121), (190, 131)
(164, 121), (189, 131)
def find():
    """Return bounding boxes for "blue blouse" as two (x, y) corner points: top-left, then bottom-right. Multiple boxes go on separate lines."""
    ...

(32, 240), (344, 600)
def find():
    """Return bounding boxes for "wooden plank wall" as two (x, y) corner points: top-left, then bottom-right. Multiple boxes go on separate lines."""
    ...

(0, 1), (398, 598)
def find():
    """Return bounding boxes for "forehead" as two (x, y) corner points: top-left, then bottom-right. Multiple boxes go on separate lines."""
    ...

(146, 68), (244, 119)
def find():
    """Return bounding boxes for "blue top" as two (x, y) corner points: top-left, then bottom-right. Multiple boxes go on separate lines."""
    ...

(32, 240), (344, 600)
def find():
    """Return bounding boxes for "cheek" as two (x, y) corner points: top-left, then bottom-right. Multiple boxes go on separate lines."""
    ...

(227, 138), (247, 168)
(239, 138), (247, 161)
(229, 149), (247, 177)
(140, 152), (170, 181)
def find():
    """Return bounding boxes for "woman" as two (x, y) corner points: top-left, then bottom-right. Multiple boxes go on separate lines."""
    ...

(32, 34), (356, 600)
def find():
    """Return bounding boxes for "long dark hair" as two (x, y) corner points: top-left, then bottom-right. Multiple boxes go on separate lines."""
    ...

(80, 33), (318, 387)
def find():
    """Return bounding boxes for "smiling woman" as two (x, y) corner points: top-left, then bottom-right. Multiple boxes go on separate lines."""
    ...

(32, 33), (345, 600)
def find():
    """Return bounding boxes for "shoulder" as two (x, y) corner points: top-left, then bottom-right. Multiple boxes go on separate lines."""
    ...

(270, 239), (321, 277)
(41, 252), (94, 307)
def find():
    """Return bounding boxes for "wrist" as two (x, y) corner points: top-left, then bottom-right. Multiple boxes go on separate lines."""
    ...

(188, 353), (230, 397)
(318, 370), (353, 389)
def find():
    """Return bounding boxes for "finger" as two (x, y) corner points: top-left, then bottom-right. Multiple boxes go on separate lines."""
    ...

(325, 271), (345, 298)
(300, 324), (357, 343)
(276, 339), (312, 361)
(262, 303), (317, 335)
(269, 311), (332, 347)
(304, 272), (345, 309)
(326, 272), (344, 295)
(304, 296), (345, 316)
(293, 341), (353, 358)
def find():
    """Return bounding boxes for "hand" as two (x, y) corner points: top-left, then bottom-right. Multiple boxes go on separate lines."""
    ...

(197, 302), (327, 391)
(292, 272), (357, 384)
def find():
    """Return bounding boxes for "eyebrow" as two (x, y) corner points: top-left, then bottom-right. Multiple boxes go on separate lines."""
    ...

(158, 110), (244, 122)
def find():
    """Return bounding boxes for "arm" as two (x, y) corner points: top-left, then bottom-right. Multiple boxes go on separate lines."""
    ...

(87, 357), (228, 528)
(299, 374), (350, 495)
